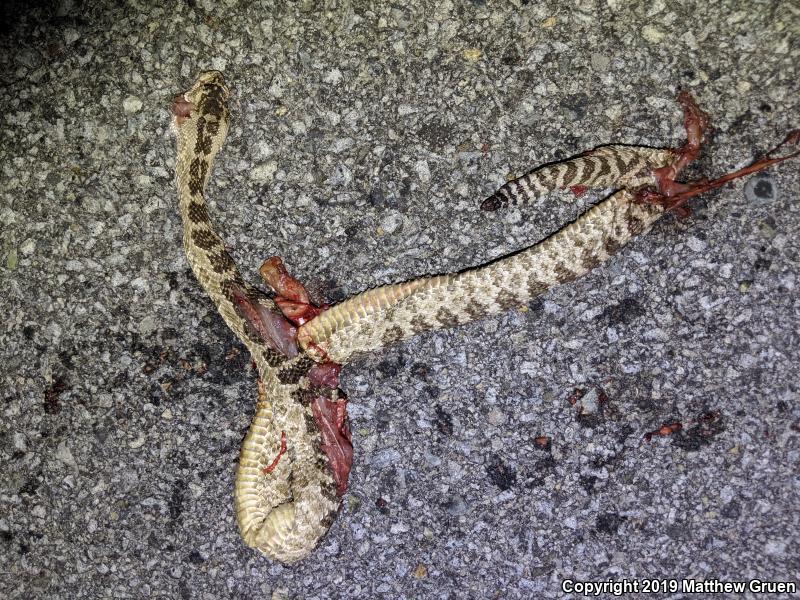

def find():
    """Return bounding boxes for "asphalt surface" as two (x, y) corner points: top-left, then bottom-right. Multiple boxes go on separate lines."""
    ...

(1, 1), (798, 598)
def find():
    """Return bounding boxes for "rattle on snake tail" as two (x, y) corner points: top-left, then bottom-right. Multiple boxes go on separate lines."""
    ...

(172, 71), (798, 563)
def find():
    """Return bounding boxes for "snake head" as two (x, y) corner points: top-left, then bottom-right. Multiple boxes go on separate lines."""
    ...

(182, 70), (230, 107)
(172, 71), (230, 130)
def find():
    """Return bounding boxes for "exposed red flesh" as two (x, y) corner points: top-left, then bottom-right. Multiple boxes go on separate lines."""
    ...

(257, 256), (351, 492)
(308, 361), (341, 389)
(644, 422), (683, 442)
(311, 395), (353, 496)
(662, 91), (711, 179)
(274, 298), (325, 326)
(229, 285), (299, 357)
(260, 256), (311, 304)
(172, 94), (194, 126)
(642, 128), (800, 214)
(569, 185), (589, 197)
(638, 92), (799, 216)
(296, 334), (332, 363)
(262, 430), (288, 474)
(644, 410), (722, 442)
(260, 257), (328, 326)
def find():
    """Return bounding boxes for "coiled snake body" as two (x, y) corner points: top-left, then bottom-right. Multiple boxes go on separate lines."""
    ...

(172, 71), (797, 563)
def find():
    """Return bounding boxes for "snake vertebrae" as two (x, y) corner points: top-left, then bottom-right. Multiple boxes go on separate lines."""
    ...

(172, 71), (797, 563)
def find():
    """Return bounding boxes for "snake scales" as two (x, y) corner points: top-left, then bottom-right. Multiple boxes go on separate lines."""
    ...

(172, 71), (797, 563)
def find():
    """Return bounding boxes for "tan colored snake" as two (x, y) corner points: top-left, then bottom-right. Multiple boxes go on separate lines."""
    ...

(172, 71), (798, 563)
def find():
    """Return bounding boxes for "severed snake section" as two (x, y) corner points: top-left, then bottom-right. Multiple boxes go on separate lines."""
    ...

(172, 71), (798, 563)
(173, 72), (347, 564)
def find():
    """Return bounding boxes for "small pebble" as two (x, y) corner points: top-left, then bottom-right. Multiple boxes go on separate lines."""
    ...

(56, 442), (77, 469)
(463, 48), (482, 62)
(380, 212), (403, 235)
(20, 238), (36, 256)
(63, 28), (80, 44)
(486, 408), (507, 426)
(123, 96), (143, 114)
(744, 175), (777, 203)
(642, 25), (665, 43)
(445, 495), (468, 516)
(251, 161), (278, 182)
(414, 159), (431, 183)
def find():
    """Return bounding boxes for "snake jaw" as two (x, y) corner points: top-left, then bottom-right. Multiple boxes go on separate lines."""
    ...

(171, 95), (194, 127)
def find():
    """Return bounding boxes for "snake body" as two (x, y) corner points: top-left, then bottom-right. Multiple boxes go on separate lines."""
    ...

(298, 143), (680, 364)
(173, 72), (694, 563)
(173, 72), (342, 563)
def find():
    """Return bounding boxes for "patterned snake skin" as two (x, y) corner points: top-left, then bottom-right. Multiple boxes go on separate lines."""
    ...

(172, 71), (794, 563)
(299, 148), (674, 364)
(173, 72), (343, 563)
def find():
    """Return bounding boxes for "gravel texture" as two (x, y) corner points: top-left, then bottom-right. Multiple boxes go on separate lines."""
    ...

(1, 1), (799, 598)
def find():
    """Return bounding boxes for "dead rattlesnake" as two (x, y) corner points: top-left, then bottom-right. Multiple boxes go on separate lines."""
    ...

(172, 71), (797, 563)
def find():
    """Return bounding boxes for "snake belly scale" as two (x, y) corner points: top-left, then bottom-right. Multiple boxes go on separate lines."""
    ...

(172, 71), (788, 563)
